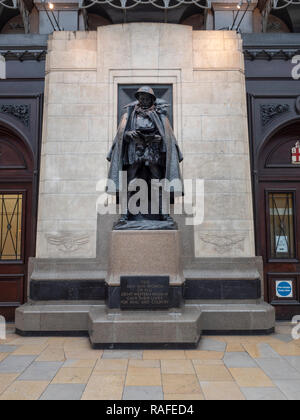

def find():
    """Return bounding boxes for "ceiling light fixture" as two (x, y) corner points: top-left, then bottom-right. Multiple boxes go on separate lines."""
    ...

(41, 0), (62, 31)
(236, 0), (251, 31)
(230, 0), (243, 30)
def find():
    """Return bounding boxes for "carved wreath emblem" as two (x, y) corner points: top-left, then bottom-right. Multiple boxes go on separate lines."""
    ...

(260, 104), (289, 126)
(0, 104), (30, 127)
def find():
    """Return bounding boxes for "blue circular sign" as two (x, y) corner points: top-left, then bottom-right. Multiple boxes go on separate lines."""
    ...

(277, 281), (292, 297)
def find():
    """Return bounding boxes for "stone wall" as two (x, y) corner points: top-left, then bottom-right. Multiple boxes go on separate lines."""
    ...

(37, 24), (255, 259)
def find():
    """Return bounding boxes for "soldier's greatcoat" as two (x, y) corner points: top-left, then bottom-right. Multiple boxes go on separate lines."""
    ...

(106, 99), (183, 195)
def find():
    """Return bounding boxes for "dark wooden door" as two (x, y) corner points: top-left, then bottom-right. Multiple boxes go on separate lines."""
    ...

(259, 182), (300, 320)
(256, 122), (300, 320)
(0, 127), (34, 321)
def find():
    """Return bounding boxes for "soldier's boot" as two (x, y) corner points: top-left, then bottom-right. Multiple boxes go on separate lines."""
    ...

(118, 214), (129, 224)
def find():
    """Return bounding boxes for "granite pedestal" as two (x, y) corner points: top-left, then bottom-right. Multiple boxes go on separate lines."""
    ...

(87, 229), (203, 347)
(105, 230), (185, 309)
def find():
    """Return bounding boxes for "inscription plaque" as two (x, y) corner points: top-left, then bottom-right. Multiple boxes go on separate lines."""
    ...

(120, 276), (169, 309)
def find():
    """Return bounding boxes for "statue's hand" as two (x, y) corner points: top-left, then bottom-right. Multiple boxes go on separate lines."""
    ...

(125, 130), (139, 142)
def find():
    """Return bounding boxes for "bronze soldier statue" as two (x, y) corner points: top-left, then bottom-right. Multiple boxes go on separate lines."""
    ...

(107, 86), (183, 229)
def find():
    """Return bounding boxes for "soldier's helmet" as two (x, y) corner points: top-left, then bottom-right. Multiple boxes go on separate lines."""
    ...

(135, 86), (156, 101)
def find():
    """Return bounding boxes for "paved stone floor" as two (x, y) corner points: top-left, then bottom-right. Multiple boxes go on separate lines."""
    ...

(0, 322), (300, 400)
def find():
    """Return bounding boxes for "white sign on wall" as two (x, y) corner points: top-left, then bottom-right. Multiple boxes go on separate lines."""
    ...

(292, 141), (300, 165)
(0, 55), (6, 79)
(276, 236), (289, 253)
(276, 281), (293, 298)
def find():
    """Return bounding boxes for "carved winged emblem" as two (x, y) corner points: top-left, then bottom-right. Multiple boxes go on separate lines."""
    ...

(198, 233), (246, 255)
(47, 233), (90, 252)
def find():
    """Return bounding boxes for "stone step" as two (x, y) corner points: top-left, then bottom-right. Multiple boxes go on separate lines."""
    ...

(15, 302), (105, 335)
(15, 301), (275, 344)
(88, 306), (202, 349)
(198, 302), (275, 335)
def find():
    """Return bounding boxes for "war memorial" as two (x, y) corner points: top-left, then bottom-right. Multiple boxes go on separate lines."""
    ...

(11, 23), (276, 346)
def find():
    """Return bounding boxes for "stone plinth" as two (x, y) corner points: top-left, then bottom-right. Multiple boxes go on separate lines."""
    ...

(106, 230), (185, 286)
(106, 230), (185, 309)
(15, 301), (275, 341)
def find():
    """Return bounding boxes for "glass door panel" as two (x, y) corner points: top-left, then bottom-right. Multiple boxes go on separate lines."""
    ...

(268, 192), (295, 260)
(0, 194), (23, 261)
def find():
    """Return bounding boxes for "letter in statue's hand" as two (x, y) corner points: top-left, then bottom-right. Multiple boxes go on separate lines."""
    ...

(125, 130), (139, 142)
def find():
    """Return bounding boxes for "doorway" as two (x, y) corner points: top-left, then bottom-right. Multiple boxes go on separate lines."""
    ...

(256, 122), (300, 320)
(0, 126), (34, 321)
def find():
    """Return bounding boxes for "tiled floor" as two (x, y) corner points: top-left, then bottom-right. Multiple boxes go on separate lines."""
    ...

(0, 323), (300, 400)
